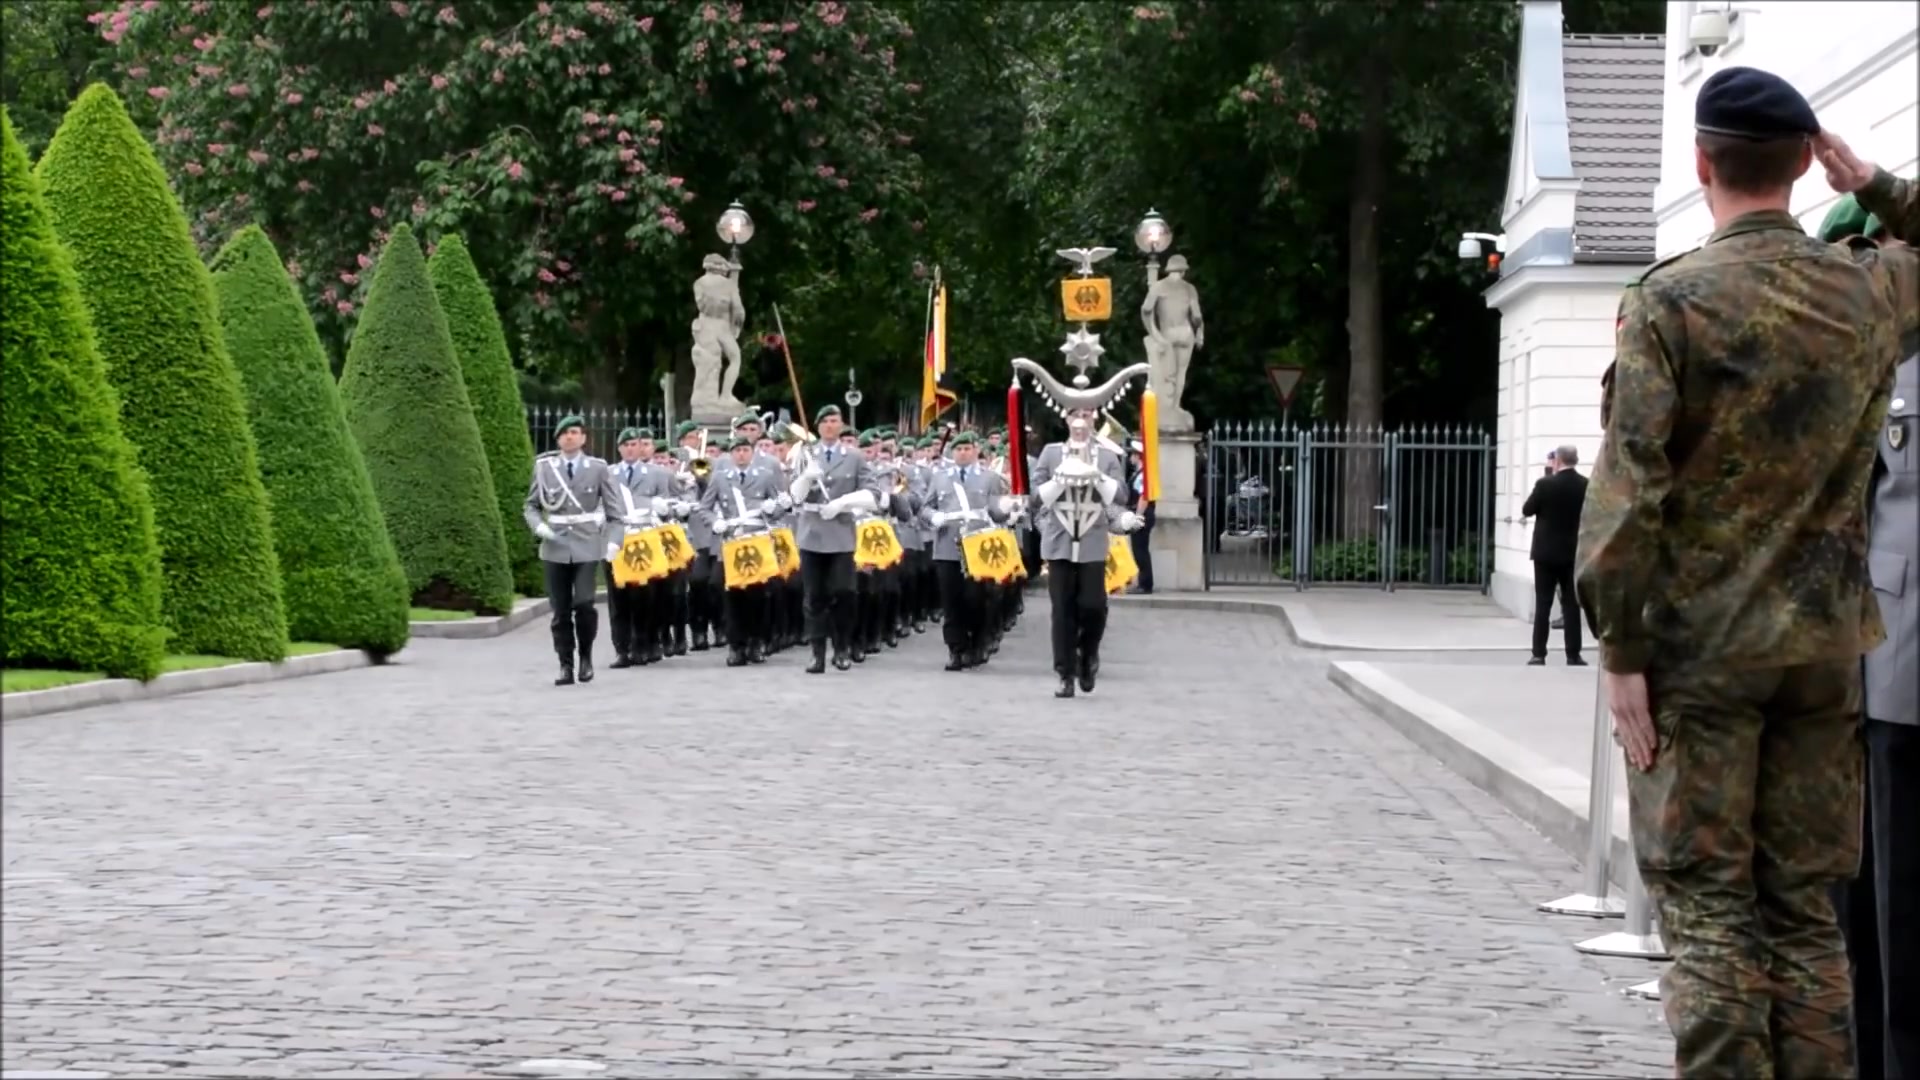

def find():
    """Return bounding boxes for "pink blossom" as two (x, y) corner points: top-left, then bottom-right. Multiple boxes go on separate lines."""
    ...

(383, 79), (398, 93)
(604, 112), (620, 124)
(147, 86), (172, 100)
(390, 1), (410, 15)
(575, 134), (591, 147)
(837, 177), (849, 189)
(859, 207), (879, 222)
(597, 63), (611, 75)
(904, 83), (922, 94)
(538, 268), (557, 283)
(663, 216), (686, 235)
(301, 147), (319, 160)
(537, 1), (551, 13)
(612, 189), (628, 202)
(666, 176), (684, 187)
(207, 142), (228, 155)
(733, 56), (748, 68)
(618, 147), (637, 162)
(353, 93), (372, 110)
(507, 161), (525, 180)
(646, 118), (664, 133)
(337, 301), (355, 315)
(436, 5), (457, 24)
(551, 32), (566, 46)
(815, 164), (835, 178)
(127, 66), (148, 78)
(183, 161), (205, 176)
(625, 159), (644, 174)
(257, 4), (273, 17)
(369, 206), (386, 219)
(637, 16), (654, 31)
(247, 149), (268, 164)
(196, 64), (222, 77)
(781, 98), (796, 114)
(431, 74), (448, 90)
(296, 179), (314, 192)
(702, 4), (717, 20)
(352, 253), (370, 270)
(911, 220), (924, 232)
(782, 21), (798, 32)
(88, 9), (107, 21)
(534, 290), (552, 307)
(583, 110), (601, 125)
(340, 271), (359, 284)
(797, 199), (816, 212)
(285, 259), (300, 276)
(285, 91), (303, 104)
(556, 260), (572, 271)
(804, 95), (818, 110)
(367, 123), (385, 136)
(679, 189), (695, 203)
(323, 287), (338, 302)
(695, 80), (707, 95)
(1297, 111), (1318, 130)
(227, 82), (251, 97)
(192, 36), (214, 51)
(616, 130), (632, 143)
(768, 48), (785, 62)
(491, 69), (506, 84)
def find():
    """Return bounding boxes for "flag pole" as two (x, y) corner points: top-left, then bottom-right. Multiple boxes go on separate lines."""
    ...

(920, 267), (939, 433)
(772, 303), (807, 430)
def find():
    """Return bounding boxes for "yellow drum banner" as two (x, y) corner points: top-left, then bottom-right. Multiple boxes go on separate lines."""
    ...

(656, 522), (696, 572)
(1060, 277), (1112, 321)
(960, 528), (1023, 583)
(723, 534), (778, 589)
(770, 527), (799, 579)
(1103, 533), (1139, 594)
(612, 528), (670, 587)
(853, 519), (904, 571)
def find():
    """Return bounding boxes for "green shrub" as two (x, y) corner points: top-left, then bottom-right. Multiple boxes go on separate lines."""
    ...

(0, 108), (168, 681)
(209, 226), (412, 655)
(428, 234), (541, 596)
(34, 84), (289, 662)
(340, 224), (514, 615)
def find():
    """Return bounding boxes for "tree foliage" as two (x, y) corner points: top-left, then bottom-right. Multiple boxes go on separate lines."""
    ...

(341, 223), (515, 615)
(429, 233), (541, 595)
(37, 83), (290, 662)
(0, 106), (168, 681)
(210, 225), (412, 654)
(0, 1), (115, 159)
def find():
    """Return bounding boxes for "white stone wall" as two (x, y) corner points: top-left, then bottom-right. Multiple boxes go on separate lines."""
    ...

(1655, 1), (1918, 256)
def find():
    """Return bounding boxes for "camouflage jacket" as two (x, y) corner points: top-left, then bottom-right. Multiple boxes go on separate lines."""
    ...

(1577, 169), (1919, 674)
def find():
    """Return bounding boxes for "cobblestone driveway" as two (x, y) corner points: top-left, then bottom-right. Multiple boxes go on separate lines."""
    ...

(3, 606), (1671, 1078)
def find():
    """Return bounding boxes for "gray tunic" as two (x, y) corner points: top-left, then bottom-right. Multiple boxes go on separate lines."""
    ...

(523, 451), (615, 564)
(922, 464), (1011, 562)
(1030, 441), (1127, 564)
(605, 458), (675, 549)
(790, 444), (881, 555)
(1866, 354), (1918, 726)
(699, 460), (786, 557)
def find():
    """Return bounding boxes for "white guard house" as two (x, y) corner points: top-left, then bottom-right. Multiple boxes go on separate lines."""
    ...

(1486, 0), (1918, 622)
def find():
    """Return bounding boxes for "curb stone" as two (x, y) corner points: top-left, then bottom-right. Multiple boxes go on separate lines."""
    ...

(2, 647), (376, 721)
(409, 595), (551, 639)
(1326, 659), (1636, 889)
(1111, 591), (1527, 652)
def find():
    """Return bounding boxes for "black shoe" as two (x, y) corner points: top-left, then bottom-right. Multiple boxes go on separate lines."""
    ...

(912, 620), (927, 634)
(1567, 656), (1588, 667)
(1054, 675), (1075, 699)
(691, 631), (711, 652)
(806, 642), (827, 675)
(644, 646), (664, 665)
(1527, 656), (1546, 666)
(725, 648), (748, 667)
(850, 645), (866, 664)
(577, 658), (595, 684)
(945, 650), (966, 672)
(671, 630), (688, 657)
(714, 629), (728, 647)
(968, 648), (988, 670)
(748, 642), (766, 664)
(609, 654), (636, 669)
(832, 650), (852, 672)
(555, 661), (575, 686)
(1077, 654), (1097, 693)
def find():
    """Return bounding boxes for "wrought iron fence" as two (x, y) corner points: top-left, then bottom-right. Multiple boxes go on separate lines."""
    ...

(1203, 421), (1492, 592)
(524, 405), (669, 455)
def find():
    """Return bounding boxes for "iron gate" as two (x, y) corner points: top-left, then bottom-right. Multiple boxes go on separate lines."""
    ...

(525, 405), (669, 455)
(1203, 421), (1492, 591)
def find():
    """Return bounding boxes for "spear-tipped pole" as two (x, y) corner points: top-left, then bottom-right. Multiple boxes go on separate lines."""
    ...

(772, 303), (807, 431)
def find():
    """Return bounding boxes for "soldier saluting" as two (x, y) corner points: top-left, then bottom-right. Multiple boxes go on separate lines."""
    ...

(1574, 67), (1917, 1079)
(524, 415), (615, 686)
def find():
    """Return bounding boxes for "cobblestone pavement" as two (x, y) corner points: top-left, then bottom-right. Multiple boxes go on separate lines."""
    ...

(3, 604), (1672, 1079)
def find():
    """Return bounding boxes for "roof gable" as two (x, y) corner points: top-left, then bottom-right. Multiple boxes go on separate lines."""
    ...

(1503, 0), (1576, 217)
(1562, 34), (1665, 263)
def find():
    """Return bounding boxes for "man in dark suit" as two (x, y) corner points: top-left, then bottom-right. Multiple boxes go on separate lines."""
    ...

(1522, 445), (1587, 666)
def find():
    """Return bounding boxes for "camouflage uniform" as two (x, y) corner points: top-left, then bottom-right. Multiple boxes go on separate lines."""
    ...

(1578, 140), (1918, 1078)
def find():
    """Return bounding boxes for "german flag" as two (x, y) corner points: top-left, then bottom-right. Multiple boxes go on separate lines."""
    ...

(920, 273), (956, 431)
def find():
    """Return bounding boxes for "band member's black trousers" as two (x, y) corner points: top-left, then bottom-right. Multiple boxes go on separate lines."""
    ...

(706, 554), (768, 647)
(935, 559), (980, 652)
(546, 559), (600, 661)
(687, 553), (716, 633)
(799, 549), (856, 649)
(603, 564), (655, 659)
(1045, 559), (1108, 676)
(1129, 504), (1156, 594)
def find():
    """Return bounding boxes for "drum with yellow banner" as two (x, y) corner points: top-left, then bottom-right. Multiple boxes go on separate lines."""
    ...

(722, 533), (779, 590)
(770, 527), (799, 579)
(959, 528), (1023, 584)
(655, 522), (696, 573)
(1103, 533), (1139, 594)
(612, 528), (672, 587)
(852, 518), (904, 571)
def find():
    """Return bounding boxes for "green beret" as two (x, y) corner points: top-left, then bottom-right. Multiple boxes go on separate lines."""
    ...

(673, 420), (701, 440)
(553, 414), (586, 438)
(726, 435), (752, 451)
(1819, 195), (1871, 243)
(815, 404), (842, 425)
(733, 412), (763, 429)
(949, 431), (978, 447)
(617, 426), (653, 443)
(878, 427), (897, 440)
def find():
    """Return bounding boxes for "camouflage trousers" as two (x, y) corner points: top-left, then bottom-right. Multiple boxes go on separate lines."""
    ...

(1631, 659), (1863, 1079)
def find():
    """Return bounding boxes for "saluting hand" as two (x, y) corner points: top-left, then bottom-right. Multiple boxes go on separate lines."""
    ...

(1605, 670), (1657, 772)
(1814, 130), (1876, 194)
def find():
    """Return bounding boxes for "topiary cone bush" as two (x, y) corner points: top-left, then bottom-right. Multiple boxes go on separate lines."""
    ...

(0, 108), (168, 682)
(428, 234), (541, 597)
(210, 226), (412, 656)
(35, 84), (289, 662)
(341, 224), (515, 615)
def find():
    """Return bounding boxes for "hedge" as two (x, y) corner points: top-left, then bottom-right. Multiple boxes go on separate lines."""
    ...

(35, 84), (289, 662)
(210, 226), (412, 655)
(428, 234), (541, 596)
(340, 225), (515, 615)
(0, 109), (168, 681)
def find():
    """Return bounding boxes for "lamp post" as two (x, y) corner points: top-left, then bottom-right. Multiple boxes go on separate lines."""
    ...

(717, 199), (755, 268)
(845, 367), (863, 431)
(1135, 208), (1173, 289)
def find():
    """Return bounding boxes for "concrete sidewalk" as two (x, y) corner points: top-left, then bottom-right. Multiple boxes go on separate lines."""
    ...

(1121, 586), (1537, 652)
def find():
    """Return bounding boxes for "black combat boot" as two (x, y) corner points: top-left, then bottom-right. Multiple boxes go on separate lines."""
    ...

(609, 653), (636, 669)
(670, 624), (688, 657)
(555, 660), (576, 686)
(806, 640), (827, 675)
(691, 628), (711, 652)
(1078, 651), (1098, 693)
(945, 650), (966, 672)
(726, 645), (748, 667)
(747, 640), (766, 664)
(832, 642), (853, 671)
(577, 653), (595, 684)
(1054, 672), (1075, 698)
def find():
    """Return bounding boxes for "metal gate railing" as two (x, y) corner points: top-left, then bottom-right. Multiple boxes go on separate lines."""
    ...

(1203, 421), (1492, 592)
(525, 405), (668, 455)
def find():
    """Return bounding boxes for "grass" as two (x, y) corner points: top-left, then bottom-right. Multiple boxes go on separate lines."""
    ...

(2, 641), (345, 694)
(409, 606), (477, 622)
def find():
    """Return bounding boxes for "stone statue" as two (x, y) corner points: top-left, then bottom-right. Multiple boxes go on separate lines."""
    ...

(689, 253), (746, 418)
(1141, 253), (1203, 433)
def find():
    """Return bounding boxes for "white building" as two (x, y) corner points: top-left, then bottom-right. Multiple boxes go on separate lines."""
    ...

(1485, 0), (1917, 622)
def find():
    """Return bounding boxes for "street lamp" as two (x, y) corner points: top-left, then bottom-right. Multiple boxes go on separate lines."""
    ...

(717, 199), (754, 265)
(1135, 208), (1173, 286)
(844, 367), (863, 430)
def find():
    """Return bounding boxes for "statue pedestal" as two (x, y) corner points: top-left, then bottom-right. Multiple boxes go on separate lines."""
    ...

(1147, 432), (1205, 592)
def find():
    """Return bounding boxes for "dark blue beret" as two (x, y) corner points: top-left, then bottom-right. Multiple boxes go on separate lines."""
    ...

(1695, 66), (1817, 141)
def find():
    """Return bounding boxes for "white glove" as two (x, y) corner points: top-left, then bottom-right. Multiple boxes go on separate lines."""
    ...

(777, 493), (793, 510)
(1093, 474), (1121, 503)
(534, 522), (557, 541)
(671, 500), (694, 518)
(1118, 511), (1142, 533)
(1035, 478), (1066, 505)
(650, 496), (671, 517)
(993, 495), (1018, 517)
(788, 472), (815, 503)
(819, 500), (842, 520)
(829, 490), (878, 517)
(759, 498), (780, 516)
(605, 541), (622, 561)
(712, 518), (734, 537)
(929, 510), (956, 527)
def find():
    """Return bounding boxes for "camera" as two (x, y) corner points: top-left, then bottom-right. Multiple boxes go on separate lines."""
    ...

(1457, 237), (1483, 261)
(1689, 8), (1731, 56)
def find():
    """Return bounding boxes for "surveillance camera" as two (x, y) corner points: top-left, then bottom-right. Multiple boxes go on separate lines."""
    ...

(1457, 237), (1483, 261)
(1689, 9), (1730, 56)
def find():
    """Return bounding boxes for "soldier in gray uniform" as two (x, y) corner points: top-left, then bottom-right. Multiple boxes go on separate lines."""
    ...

(524, 414), (615, 686)
(1032, 406), (1142, 698)
(790, 404), (881, 674)
(923, 432), (1018, 670)
(903, 434), (937, 634)
(671, 420), (718, 651)
(602, 427), (678, 666)
(701, 435), (790, 666)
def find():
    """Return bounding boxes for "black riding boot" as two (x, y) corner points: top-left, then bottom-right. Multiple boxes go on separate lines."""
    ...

(806, 639), (827, 675)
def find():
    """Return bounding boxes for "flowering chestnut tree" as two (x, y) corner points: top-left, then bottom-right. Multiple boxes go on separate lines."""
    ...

(99, 0), (930, 379)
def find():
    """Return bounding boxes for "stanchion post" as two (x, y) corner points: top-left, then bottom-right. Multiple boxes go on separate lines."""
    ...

(1576, 857), (1671, 959)
(1539, 675), (1626, 918)
(1626, 979), (1661, 1000)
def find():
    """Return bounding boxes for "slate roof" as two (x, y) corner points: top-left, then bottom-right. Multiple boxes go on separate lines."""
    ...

(1561, 34), (1666, 263)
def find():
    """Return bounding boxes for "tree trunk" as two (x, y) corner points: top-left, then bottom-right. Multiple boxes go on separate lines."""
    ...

(579, 331), (623, 410)
(1340, 65), (1388, 556)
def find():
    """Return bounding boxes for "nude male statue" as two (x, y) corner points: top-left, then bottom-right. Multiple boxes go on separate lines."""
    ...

(1141, 253), (1203, 432)
(690, 253), (746, 414)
